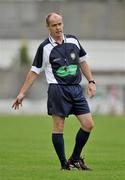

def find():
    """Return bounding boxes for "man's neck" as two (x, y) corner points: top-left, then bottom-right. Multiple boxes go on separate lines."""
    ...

(55, 36), (63, 44)
(50, 34), (64, 44)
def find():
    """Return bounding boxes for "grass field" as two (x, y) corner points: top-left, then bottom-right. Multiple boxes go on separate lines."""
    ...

(0, 114), (125, 180)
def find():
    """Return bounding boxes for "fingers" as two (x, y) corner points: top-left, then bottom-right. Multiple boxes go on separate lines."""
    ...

(87, 90), (95, 98)
(89, 89), (96, 98)
(12, 98), (23, 110)
(87, 84), (96, 98)
(12, 101), (20, 110)
(12, 93), (25, 110)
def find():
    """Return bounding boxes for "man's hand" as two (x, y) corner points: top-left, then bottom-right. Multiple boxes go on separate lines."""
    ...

(12, 71), (39, 110)
(12, 93), (25, 110)
(87, 83), (96, 98)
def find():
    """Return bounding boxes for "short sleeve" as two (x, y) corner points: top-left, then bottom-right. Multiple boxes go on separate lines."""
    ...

(79, 42), (87, 57)
(77, 41), (88, 63)
(31, 45), (43, 74)
(77, 39), (88, 62)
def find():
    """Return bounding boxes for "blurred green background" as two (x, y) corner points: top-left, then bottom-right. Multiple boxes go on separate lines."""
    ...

(0, 1), (125, 179)
(0, 0), (125, 115)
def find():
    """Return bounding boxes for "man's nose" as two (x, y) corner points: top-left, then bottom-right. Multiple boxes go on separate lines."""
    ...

(56, 25), (60, 29)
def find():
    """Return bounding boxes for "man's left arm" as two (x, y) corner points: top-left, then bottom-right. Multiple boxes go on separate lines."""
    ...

(79, 61), (96, 98)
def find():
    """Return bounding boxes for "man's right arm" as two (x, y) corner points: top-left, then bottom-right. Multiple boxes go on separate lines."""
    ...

(12, 70), (39, 109)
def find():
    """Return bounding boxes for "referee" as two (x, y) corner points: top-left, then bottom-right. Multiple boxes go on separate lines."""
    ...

(12, 12), (96, 170)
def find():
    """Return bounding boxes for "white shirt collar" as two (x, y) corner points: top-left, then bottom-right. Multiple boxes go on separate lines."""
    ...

(49, 34), (65, 44)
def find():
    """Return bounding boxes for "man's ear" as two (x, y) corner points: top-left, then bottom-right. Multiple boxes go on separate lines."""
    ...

(46, 25), (49, 31)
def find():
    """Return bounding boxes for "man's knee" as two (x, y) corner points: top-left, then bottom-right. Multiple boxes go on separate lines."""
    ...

(54, 121), (64, 131)
(77, 114), (94, 132)
(52, 115), (65, 133)
(84, 120), (94, 131)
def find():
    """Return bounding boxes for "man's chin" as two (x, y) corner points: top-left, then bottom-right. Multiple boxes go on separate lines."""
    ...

(56, 33), (63, 38)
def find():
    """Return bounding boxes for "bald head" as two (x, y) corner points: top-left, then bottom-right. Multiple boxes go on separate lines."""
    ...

(45, 12), (64, 42)
(46, 12), (63, 26)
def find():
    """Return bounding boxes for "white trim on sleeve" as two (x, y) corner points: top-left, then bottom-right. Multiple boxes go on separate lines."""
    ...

(31, 66), (42, 74)
(79, 54), (89, 63)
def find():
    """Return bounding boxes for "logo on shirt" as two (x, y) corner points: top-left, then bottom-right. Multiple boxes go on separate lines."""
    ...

(56, 65), (77, 77)
(70, 52), (76, 60)
(53, 58), (61, 62)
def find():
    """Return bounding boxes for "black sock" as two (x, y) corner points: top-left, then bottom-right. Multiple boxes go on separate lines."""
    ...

(71, 128), (90, 160)
(52, 133), (67, 167)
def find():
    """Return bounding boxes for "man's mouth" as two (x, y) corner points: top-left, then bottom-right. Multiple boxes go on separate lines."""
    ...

(56, 31), (62, 34)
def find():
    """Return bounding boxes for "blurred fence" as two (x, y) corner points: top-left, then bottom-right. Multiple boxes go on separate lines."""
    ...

(0, 0), (125, 40)
(0, 39), (125, 115)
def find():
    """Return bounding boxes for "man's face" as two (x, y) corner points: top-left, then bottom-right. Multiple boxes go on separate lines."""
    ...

(47, 14), (64, 39)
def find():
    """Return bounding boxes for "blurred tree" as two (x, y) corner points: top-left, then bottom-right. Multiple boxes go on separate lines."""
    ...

(11, 40), (31, 69)
(10, 41), (32, 97)
(19, 41), (31, 67)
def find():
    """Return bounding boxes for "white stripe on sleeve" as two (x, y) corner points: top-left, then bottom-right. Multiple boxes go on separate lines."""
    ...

(31, 66), (42, 74)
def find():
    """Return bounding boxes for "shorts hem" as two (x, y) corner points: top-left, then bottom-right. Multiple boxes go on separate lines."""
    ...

(74, 111), (90, 116)
(48, 112), (68, 118)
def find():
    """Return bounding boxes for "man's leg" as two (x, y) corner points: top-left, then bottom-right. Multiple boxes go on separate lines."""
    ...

(52, 115), (68, 169)
(71, 113), (94, 160)
(69, 113), (94, 170)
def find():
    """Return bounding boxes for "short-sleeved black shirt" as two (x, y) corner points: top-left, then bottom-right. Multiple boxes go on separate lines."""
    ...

(31, 34), (87, 85)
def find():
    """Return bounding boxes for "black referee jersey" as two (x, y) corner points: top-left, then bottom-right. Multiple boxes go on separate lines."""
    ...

(31, 34), (88, 85)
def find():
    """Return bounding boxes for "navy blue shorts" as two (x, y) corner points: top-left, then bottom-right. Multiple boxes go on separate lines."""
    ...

(47, 84), (90, 117)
